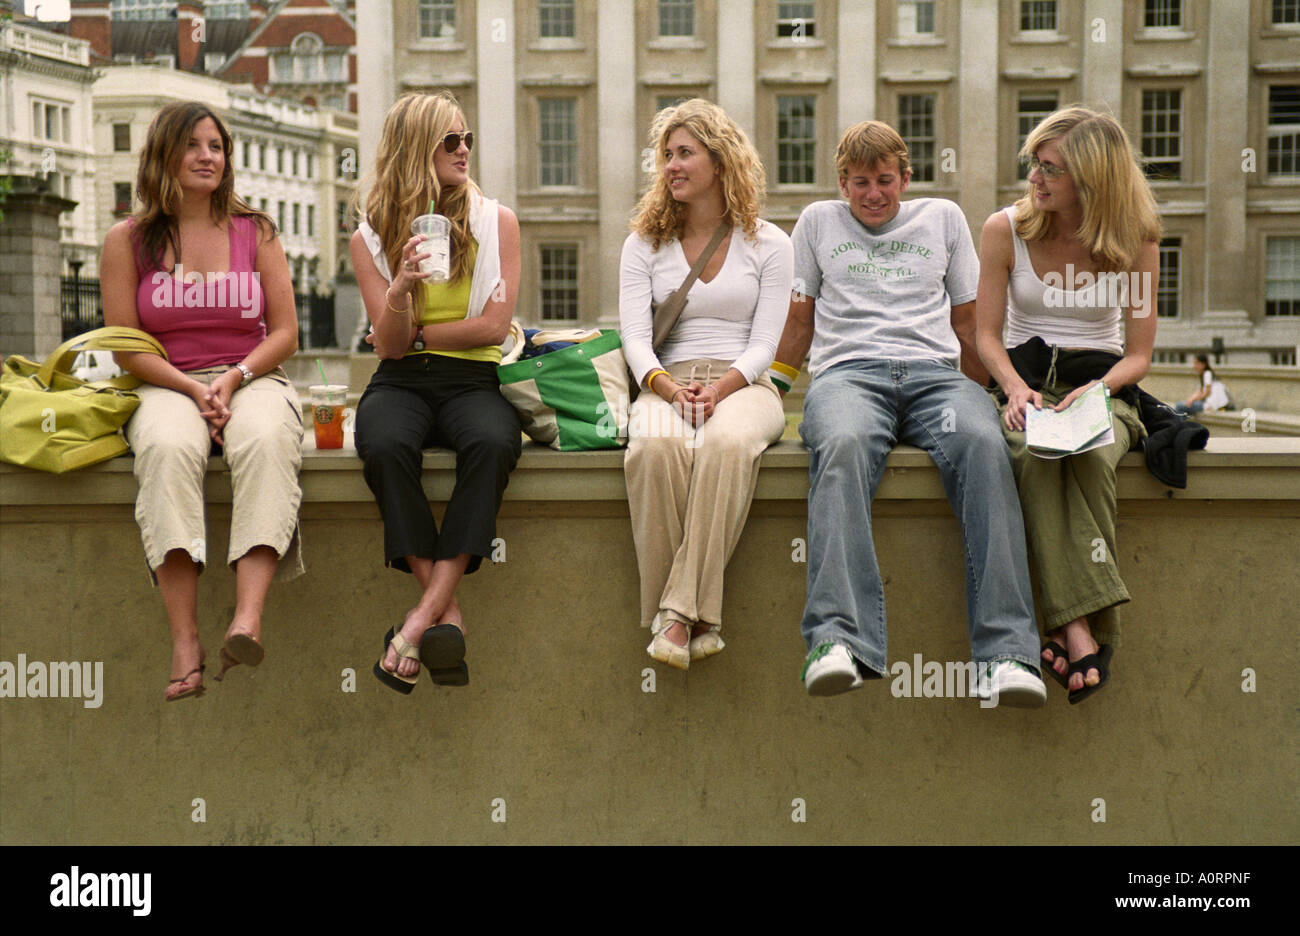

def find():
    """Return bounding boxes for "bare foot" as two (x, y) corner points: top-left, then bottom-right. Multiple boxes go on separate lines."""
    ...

(382, 611), (432, 678)
(1058, 618), (1102, 692)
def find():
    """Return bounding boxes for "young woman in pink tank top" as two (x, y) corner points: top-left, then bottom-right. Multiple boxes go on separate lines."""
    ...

(100, 102), (304, 702)
(975, 107), (1161, 706)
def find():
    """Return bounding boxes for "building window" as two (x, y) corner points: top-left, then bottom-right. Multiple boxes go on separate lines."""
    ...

(1157, 238), (1181, 318)
(31, 99), (71, 143)
(260, 198), (269, 213)
(1268, 86), (1300, 177)
(242, 140), (251, 168)
(539, 245), (580, 322)
(307, 154), (315, 179)
(1274, 0), (1300, 25)
(1016, 92), (1059, 179)
(1143, 0), (1181, 28)
(1153, 350), (1187, 364)
(110, 0), (174, 20)
(114, 182), (132, 215)
(656, 94), (692, 112)
(292, 151), (300, 177)
(777, 1), (816, 38)
(658, 0), (694, 36)
(1266, 237), (1300, 316)
(419, 0), (457, 39)
(277, 148), (285, 175)
(898, 93), (936, 182)
(1271, 348), (1297, 365)
(539, 98), (578, 187)
(338, 200), (349, 233)
(1141, 89), (1182, 181)
(112, 123), (131, 152)
(259, 144), (266, 171)
(539, 0), (575, 38)
(897, 0), (935, 37)
(776, 95), (816, 185)
(293, 203), (301, 236)
(307, 204), (315, 237)
(1019, 0), (1056, 31)
(278, 200), (286, 233)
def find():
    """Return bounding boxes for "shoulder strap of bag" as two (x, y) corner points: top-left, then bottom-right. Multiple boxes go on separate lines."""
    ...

(651, 220), (732, 351)
(37, 326), (169, 387)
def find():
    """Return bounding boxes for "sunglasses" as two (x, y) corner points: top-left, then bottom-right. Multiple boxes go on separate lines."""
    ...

(1027, 155), (1067, 179)
(440, 130), (474, 153)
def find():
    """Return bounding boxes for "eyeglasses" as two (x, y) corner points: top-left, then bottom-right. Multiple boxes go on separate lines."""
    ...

(1027, 155), (1067, 179)
(440, 130), (473, 153)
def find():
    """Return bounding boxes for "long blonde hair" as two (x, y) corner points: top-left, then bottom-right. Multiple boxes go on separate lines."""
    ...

(630, 99), (763, 249)
(1013, 105), (1160, 271)
(133, 101), (271, 272)
(358, 91), (479, 300)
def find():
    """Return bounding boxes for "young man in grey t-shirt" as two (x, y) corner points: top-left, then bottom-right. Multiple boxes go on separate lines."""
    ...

(771, 121), (1045, 705)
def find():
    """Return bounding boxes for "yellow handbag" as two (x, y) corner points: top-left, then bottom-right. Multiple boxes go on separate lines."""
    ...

(0, 326), (168, 473)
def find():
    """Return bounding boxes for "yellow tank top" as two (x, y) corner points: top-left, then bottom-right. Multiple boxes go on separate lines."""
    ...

(408, 241), (500, 363)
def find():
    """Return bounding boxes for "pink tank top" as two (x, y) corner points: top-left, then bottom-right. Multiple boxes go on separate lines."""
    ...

(132, 215), (268, 370)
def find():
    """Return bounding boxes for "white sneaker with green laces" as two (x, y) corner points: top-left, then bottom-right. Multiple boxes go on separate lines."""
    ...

(802, 642), (865, 696)
(980, 660), (1047, 708)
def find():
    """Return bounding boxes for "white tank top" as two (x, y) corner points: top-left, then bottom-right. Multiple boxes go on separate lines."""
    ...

(1002, 206), (1124, 355)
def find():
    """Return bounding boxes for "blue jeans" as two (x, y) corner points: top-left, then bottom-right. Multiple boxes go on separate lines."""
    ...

(798, 360), (1039, 677)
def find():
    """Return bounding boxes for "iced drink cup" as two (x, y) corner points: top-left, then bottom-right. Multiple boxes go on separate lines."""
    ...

(410, 214), (451, 282)
(310, 384), (348, 449)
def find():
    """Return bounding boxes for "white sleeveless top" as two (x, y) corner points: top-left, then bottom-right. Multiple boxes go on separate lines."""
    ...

(1002, 206), (1124, 355)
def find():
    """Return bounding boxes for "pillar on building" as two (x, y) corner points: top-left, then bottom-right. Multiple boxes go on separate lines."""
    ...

(355, 0), (396, 180)
(716, 0), (756, 136)
(596, 0), (637, 326)
(957, 0), (999, 238)
(0, 179), (77, 359)
(1202, 2), (1251, 329)
(1081, 0), (1124, 112)
(836, 0), (877, 134)
(476, 0), (517, 207)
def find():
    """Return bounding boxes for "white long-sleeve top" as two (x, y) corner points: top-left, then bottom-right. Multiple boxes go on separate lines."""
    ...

(619, 219), (794, 386)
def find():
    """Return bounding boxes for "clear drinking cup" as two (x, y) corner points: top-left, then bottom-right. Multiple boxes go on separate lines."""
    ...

(310, 384), (349, 449)
(410, 214), (451, 282)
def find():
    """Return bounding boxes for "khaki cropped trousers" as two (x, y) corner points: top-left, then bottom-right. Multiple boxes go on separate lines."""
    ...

(125, 366), (306, 583)
(624, 358), (785, 630)
(996, 383), (1145, 645)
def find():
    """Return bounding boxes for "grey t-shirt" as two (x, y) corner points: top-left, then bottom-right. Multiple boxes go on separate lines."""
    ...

(790, 197), (979, 376)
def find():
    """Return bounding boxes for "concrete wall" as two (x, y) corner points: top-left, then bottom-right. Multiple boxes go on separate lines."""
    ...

(0, 182), (76, 359)
(1, 440), (1297, 844)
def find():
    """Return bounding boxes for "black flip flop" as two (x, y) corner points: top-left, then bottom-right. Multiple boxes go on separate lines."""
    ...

(1040, 640), (1070, 689)
(373, 627), (418, 695)
(1067, 643), (1113, 705)
(420, 623), (468, 687)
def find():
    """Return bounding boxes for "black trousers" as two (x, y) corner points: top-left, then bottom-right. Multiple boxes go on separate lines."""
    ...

(355, 353), (521, 575)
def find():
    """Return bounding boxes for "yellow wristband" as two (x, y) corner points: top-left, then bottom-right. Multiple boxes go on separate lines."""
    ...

(645, 369), (669, 389)
(770, 361), (800, 382)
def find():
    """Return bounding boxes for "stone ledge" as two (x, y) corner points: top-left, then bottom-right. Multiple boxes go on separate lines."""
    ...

(2, 438), (1298, 509)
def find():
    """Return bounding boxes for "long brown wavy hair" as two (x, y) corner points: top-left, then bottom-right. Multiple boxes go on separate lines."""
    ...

(630, 99), (763, 249)
(356, 91), (479, 311)
(132, 101), (272, 272)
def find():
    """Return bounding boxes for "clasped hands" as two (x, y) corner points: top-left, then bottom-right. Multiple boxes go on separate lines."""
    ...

(189, 368), (241, 445)
(669, 381), (719, 428)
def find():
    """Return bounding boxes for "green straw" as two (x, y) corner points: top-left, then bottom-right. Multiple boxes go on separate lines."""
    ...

(429, 198), (435, 214)
(316, 358), (328, 386)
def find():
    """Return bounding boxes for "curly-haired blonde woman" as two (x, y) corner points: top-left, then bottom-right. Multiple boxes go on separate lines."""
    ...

(976, 106), (1160, 704)
(351, 91), (521, 693)
(619, 99), (793, 670)
(100, 101), (303, 701)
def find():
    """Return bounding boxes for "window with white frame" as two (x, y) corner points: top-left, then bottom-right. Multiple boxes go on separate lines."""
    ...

(31, 98), (71, 143)
(293, 203), (300, 236)
(658, 0), (694, 36)
(897, 0), (935, 37)
(1019, 0), (1056, 31)
(1016, 92), (1059, 179)
(1157, 238), (1181, 318)
(308, 205), (315, 237)
(1141, 89), (1181, 181)
(656, 94), (693, 113)
(539, 98), (578, 187)
(110, 0), (173, 20)
(277, 200), (286, 232)
(539, 0), (576, 38)
(338, 200), (349, 233)
(1268, 85), (1300, 177)
(898, 93), (936, 182)
(1143, 0), (1181, 28)
(1266, 236), (1300, 316)
(114, 182), (132, 215)
(777, 1), (816, 38)
(113, 123), (131, 152)
(419, 0), (457, 39)
(205, 2), (250, 17)
(540, 245), (580, 322)
(776, 96), (816, 184)
(1274, 0), (1300, 25)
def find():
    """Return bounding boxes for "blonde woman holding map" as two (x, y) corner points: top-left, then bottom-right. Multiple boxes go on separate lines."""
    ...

(974, 106), (1160, 705)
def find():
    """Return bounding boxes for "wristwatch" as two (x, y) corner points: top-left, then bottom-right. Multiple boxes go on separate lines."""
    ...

(235, 363), (254, 387)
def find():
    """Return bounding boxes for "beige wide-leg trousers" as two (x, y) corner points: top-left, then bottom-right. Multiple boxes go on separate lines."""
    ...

(624, 358), (785, 630)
